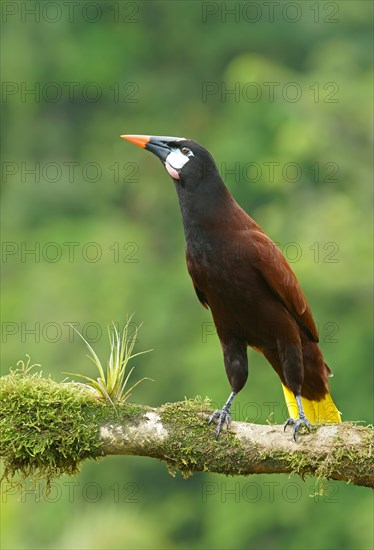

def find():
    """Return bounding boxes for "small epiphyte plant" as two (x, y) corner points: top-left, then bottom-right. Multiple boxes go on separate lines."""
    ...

(65, 317), (152, 406)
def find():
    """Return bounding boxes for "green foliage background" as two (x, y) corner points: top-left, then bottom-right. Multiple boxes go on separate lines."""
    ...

(1, 1), (373, 549)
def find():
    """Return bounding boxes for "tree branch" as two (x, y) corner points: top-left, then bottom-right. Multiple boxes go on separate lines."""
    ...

(99, 403), (373, 488)
(1, 372), (372, 488)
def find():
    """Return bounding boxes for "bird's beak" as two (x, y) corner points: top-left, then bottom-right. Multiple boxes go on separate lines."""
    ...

(121, 134), (184, 162)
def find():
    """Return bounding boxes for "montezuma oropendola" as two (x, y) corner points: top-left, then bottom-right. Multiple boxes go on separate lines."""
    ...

(121, 134), (341, 440)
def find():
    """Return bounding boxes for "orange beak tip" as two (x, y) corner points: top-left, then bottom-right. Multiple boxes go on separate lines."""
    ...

(120, 134), (151, 148)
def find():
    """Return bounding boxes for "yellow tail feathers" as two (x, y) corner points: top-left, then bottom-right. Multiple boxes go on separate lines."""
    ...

(282, 384), (341, 424)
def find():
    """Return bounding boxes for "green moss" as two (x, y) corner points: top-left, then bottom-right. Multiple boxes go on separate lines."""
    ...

(259, 422), (373, 487)
(160, 399), (373, 484)
(0, 367), (144, 487)
(260, 448), (319, 480)
(313, 424), (373, 483)
(2, 369), (371, 489)
(160, 397), (251, 478)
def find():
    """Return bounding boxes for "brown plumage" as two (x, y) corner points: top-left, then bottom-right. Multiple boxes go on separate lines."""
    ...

(121, 134), (340, 439)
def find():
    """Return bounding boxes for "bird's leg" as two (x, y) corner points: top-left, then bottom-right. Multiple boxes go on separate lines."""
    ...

(277, 337), (311, 442)
(209, 339), (248, 438)
(209, 391), (236, 439)
(284, 394), (311, 442)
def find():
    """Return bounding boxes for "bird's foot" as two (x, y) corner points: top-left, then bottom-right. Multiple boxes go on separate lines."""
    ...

(208, 407), (232, 439)
(284, 416), (311, 442)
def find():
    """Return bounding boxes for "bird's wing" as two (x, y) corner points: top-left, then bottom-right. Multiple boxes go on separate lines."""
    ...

(249, 231), (319, 342)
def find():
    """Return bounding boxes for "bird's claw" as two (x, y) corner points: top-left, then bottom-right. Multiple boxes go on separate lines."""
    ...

(284, 416), (311, 442)
(208, 407), (232, 439)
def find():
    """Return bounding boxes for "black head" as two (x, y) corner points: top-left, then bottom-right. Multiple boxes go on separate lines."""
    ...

(121, 134), (233, 230)
(121, 134), (220, 189)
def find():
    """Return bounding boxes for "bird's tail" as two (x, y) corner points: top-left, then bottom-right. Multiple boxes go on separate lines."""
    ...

(282, 384), (341, 423)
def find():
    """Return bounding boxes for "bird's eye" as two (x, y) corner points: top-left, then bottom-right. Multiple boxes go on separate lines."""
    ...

(180, 147), (190, 155)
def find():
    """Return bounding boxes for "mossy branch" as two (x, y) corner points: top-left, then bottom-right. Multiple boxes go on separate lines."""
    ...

(1, 371), (372, 489)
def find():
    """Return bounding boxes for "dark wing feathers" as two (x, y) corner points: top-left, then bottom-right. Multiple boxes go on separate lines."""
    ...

(250, 231), (319, 342)
(185, 224), (318, 342)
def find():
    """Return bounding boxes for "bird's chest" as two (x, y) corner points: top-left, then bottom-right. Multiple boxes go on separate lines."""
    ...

(186, 235), (277, 346)
(186, 238), (255, 298)
(187, 239), (233, 281)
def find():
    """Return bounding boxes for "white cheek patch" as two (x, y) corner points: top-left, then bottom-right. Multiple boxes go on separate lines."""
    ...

(166, 150), (190, 169)
(164, 149), (193, 180)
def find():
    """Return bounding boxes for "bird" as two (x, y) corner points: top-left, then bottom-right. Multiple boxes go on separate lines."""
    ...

(121, 134), (341, 440)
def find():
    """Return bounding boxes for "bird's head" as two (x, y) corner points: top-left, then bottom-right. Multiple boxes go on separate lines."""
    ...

(120, 134), (219, 189)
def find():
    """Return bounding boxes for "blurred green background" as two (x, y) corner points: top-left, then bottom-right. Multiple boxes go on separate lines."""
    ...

(1, 1), (373, 549)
